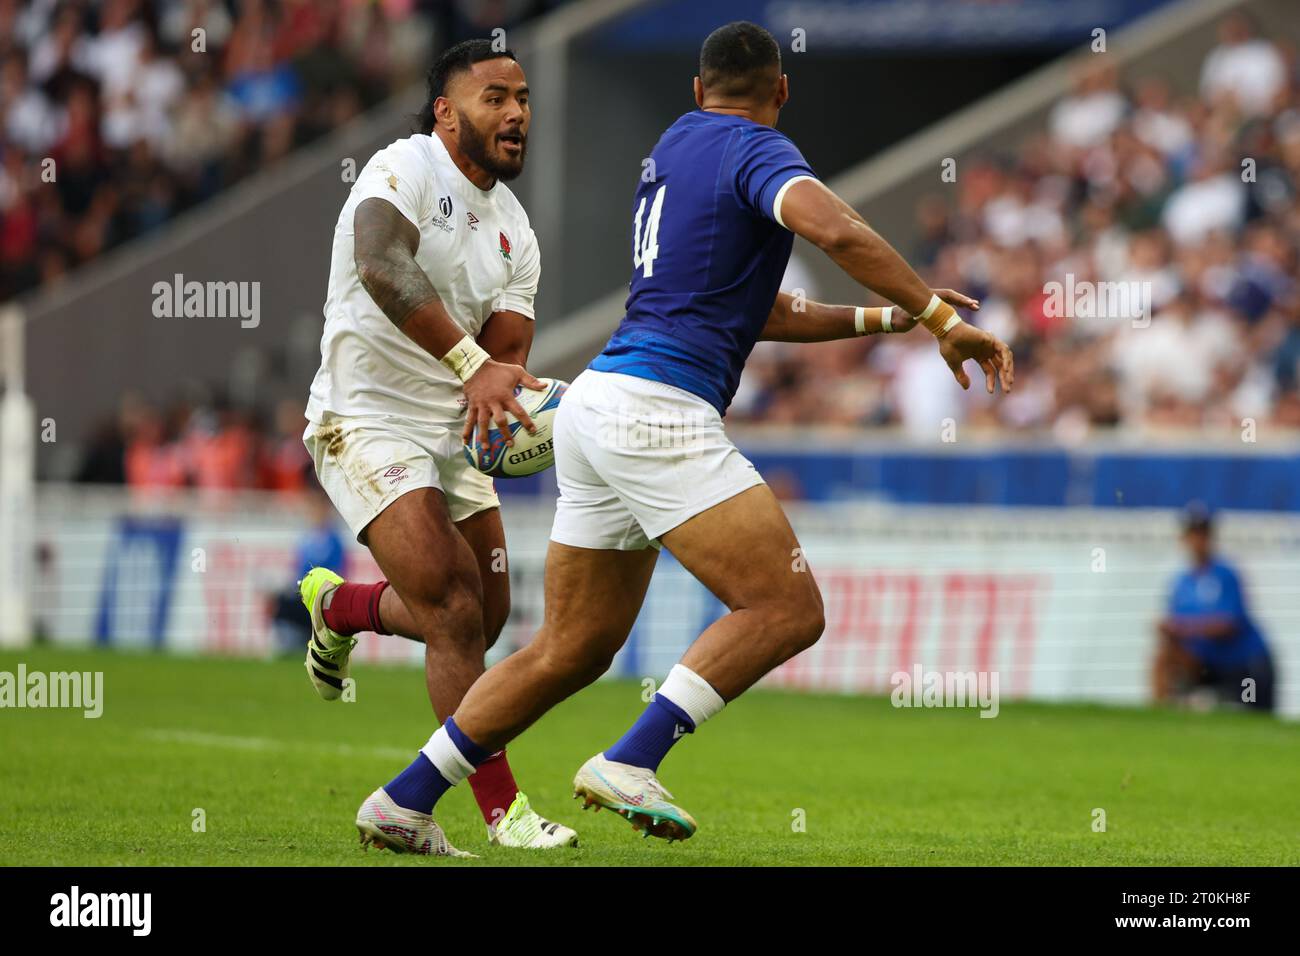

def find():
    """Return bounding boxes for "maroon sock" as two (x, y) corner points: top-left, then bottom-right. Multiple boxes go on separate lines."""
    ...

(470, 751), (520, 828)
(322, 581), (389, 636)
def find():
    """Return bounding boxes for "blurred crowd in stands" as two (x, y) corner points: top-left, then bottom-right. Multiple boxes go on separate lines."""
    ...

(734, 13), (1300, 439)
(27, 7), (1300, 489)
(0, 0), (563, 302)
(76, 391), (313, 489)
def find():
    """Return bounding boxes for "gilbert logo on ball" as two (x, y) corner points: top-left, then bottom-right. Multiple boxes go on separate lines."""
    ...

(464, 378), (567, 478)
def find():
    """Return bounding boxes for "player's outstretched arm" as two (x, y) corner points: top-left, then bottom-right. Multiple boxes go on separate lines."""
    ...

(777, 180), (1013, 393)
(759, 289), (981, 343)
(352, 197), (541, 444)
(760, 292), (912, 342)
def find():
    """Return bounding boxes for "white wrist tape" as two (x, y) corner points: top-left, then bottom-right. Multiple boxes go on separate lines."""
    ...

(856, 306), (897, 335)
(918, 293), (942, 320)
(440, 334), (490, 383)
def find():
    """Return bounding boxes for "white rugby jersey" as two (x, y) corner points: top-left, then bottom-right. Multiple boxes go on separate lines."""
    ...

(307, 133), (540, 426)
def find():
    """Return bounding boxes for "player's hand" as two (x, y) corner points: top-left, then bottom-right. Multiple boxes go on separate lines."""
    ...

(461, 360), (545, 446)
(937, 322), (1014, 393)
(934, 288), (980, 312)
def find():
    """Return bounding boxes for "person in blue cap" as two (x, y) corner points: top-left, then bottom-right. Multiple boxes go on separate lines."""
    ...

(1153, 502), (1276, 712)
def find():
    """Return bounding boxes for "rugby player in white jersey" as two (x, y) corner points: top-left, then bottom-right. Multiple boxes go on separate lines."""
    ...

(298, 40), (576, 856)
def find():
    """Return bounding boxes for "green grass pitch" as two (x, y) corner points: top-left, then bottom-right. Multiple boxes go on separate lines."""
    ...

(1, 647), (1297, 866)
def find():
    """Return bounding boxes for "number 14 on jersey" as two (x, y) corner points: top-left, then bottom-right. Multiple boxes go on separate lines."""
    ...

(633, 184), (667, 278)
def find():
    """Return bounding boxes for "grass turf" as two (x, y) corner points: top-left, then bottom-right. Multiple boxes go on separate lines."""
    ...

(1, 647), (1296, 866)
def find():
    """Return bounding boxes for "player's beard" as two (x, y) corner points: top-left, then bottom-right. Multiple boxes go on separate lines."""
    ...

(457, 108), (526, 182)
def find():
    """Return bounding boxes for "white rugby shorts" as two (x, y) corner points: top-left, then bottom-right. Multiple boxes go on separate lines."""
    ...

(550, 369), (765, 551)
(304, 413), (499, 541)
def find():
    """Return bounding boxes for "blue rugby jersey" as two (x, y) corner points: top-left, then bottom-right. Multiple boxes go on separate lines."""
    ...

(589, 111), (817, 414)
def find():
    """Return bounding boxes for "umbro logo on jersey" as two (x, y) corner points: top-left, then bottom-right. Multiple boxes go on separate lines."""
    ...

(466, 211), (479, 230)
(383, 466), (409, 485)
(438, 196), (453, 218)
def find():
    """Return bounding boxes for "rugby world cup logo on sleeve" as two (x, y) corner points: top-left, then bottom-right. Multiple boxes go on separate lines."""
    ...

(430, 197), (455, 233)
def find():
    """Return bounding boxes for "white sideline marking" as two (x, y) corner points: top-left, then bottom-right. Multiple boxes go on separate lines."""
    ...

(141, 729), (411, 761)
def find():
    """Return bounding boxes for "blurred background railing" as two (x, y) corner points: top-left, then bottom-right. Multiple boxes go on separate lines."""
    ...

(27, 485), (1300, 716)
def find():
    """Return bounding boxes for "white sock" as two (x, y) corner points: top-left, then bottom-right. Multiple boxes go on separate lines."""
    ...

(658, 664), (725, 729)
(420, 726), (475, 786)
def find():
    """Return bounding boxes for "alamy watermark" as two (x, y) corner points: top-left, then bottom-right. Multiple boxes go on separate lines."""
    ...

(0, 664), (103, 718)
(890, 665), (1000, 718)
(1043, 274), (1151, 328)
(595, 407), (711, 458)
(152, 273), (261, 328)
(50, 886), (150, 936)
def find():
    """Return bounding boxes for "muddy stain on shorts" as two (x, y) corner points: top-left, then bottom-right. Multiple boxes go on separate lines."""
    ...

(315, 420), (384, 501)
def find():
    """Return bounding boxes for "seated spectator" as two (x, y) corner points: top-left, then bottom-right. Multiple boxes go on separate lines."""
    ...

(1153, 503), (1276, 713)
(1049, 61), (1127, 150)
(1199, 11), (1286, 117)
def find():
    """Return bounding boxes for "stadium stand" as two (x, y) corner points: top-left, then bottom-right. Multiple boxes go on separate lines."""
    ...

(732, 10), (1300, 439)
(44, 3), (1300, 491)
(0, 0), (442, 301)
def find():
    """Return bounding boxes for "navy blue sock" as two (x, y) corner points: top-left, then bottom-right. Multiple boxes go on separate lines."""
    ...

(604, 695), (695, 772)
(383, 754), (450, 814)
(383, 717), (493, 814)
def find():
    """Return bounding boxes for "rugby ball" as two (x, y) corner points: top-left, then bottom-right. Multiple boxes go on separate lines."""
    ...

(463, 378), (567, 478)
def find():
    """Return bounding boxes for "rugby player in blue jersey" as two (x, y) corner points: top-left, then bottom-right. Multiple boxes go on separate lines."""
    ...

(377, 21), (1015, 844)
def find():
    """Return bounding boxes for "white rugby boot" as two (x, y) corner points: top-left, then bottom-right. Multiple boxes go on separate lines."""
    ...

(355, 787), (475, 858)
(572, 753), (697, 842)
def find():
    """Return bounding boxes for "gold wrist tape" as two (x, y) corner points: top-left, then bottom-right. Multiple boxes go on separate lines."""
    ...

(917, 294), (963, 338)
